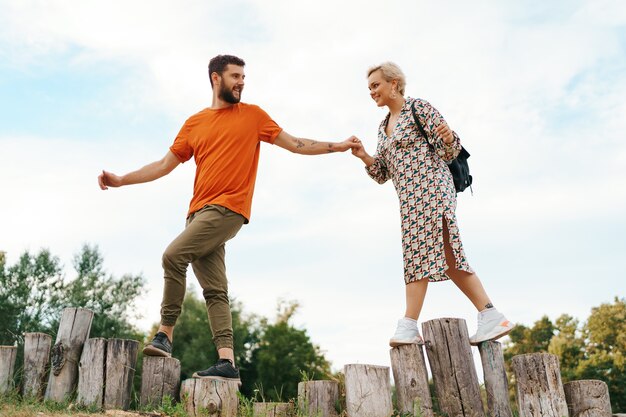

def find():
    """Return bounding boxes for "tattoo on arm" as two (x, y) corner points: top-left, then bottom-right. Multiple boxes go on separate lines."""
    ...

(327, 143), (335, 153)
(294, 138), (305, 149)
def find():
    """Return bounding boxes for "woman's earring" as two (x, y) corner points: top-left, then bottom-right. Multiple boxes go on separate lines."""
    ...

(391, 89), (397, 99)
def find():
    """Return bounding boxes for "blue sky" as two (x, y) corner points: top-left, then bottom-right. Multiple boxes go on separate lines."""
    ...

(1, 0), (625, 373)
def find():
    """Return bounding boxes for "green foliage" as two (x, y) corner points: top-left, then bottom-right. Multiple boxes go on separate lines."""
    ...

(0, 249), (64, 343)
(0, 244), (145, 345)
(503, 297), (626, 413)
(251, 300), (332, 402)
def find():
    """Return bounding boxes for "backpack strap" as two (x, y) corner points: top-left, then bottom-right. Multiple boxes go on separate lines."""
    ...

(410, 102), (433, 150)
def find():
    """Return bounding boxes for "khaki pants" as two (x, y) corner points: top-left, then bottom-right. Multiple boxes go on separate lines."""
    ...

(160, 205), (244, 350)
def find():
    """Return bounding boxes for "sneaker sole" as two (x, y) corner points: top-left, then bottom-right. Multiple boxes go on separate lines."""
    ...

(389, 337), (424, 348)
(192, 373), (242, 386)
(469, 326), (514, 346)
(142, 345), (171, 357)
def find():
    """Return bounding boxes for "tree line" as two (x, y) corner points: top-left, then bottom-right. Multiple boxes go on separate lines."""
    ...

(0, 245), (330, 401)
(0, 246), (623, 411)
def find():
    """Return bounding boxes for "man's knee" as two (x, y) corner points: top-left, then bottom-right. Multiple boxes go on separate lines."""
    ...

(162, 244), (186, 270)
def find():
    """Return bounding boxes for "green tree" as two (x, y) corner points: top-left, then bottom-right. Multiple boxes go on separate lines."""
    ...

(0, 244), (145, 344)
(251, 300), (332, 402)
(504, 298), (626, 413)
(547, 314), (585, 381)
(56, 244), (145, 339)
(576, 297), (625, 412)
(0, 249), (65, 343)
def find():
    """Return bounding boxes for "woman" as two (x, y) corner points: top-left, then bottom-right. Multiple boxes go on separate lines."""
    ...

(351, 62), (513, 346)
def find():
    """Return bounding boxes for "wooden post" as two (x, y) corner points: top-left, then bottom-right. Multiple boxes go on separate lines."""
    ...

(422, 318), (485, 417)
(140, 356), (181, 408)
(76, 338), (107, 409)
(104, 338), (139, 410)
(478, 341), (513, 417)
(180, 378), (239, 417)
(563, 380), (612, 417)
(45, 307), (94, 402)
(0, 346), (17, 394)
(298, 380), (339, 417)
(344, 364), (393, 417)
(390, 344), (433, 417)
(253, 402), (295, 416)
(22, 333), (52, 399)
(511, 353), (568, 417)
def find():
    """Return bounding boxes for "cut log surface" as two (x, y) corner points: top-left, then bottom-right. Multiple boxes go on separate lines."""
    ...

(344, 364), (393, 417)
(77, 338), (107, 409)
(511, 353), (569, 417)
(298, 380), (339, 417)
(104, 339), (139, 410)
(23, 333), (52, 399)
(390, 344), (433, 417)
(0, 346), (17, 394)
(253, 402), (295, 417)
(180, 378), (239, 417)
(140, 356), (181, 408)
(563, 380), (612, 417)
(45, 307), (94, 402)
(422, 318), (485, 417)
(478, 341), (513, 417)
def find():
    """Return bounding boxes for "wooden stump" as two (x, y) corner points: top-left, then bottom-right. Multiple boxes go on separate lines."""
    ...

(390, 344), (433, 417)
(511, 353), (568, 417)
(478, 341), (513, 417)
(563, 380), (612, 417)
(344, 364), (393, 417)
(22, 333), (52, 399)
(45, 307), (94, 402)
(298, 380), (339, 417)
(422, 318), (485, 417)
(0, 346), (17, 394)
(104, 339), (139, 410)
(180, 378), (239, 417)
(77, 338), (107, 409)
(253, 402), (295, 416)
(140, 356), (181, 408)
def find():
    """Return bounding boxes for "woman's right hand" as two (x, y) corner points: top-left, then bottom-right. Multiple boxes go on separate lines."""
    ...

(350, 138), (368, 159)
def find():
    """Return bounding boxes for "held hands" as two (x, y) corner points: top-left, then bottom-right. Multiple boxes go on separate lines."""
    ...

(435, 123), (455, 144)
(98, 170), (122, 190)
(333, 135), (363, 152)
(349, 137), (368, 159)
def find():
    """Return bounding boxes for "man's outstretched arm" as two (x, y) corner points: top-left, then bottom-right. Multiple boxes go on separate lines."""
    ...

(98, 150), (181, 190)
(274, 131), (358, 155)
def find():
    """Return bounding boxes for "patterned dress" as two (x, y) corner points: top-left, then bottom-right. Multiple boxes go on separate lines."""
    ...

(366, 97), (474, 284)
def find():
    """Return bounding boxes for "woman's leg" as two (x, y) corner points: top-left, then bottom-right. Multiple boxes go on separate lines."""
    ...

(441, 218), (492, 311)
(441, 218), (514, 343)
(404, 278), (429, 320)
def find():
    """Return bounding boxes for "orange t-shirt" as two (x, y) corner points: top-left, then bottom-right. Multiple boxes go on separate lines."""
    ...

(170, 103), (282, 222)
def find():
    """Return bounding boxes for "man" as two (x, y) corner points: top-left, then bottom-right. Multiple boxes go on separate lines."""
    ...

(98, 54), (357, 383)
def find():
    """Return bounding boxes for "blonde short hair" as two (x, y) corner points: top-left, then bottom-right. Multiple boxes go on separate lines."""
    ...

(367, 62), (406, 95)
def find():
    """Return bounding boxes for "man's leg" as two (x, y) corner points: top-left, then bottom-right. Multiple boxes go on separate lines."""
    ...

(191, 244), (235, 362)
(145, 205), (243, 357)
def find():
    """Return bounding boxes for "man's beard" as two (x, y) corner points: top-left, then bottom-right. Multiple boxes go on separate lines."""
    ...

(219, 85), (241, 104)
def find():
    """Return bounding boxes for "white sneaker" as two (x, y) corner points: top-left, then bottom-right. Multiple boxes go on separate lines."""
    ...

(469, 308), (514, 346)
(389, 318), (424, 347)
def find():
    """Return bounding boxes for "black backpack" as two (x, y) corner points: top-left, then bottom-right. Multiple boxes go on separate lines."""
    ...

(410, 103), (473, 193)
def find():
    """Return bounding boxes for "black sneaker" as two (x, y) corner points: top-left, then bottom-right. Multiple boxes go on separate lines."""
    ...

(142, 332), (172, 357)
(192, 359), (241, 383)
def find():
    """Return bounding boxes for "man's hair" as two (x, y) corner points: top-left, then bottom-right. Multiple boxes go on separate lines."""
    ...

(367, 62), (406, 95)
(208, 55), (246, 87)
